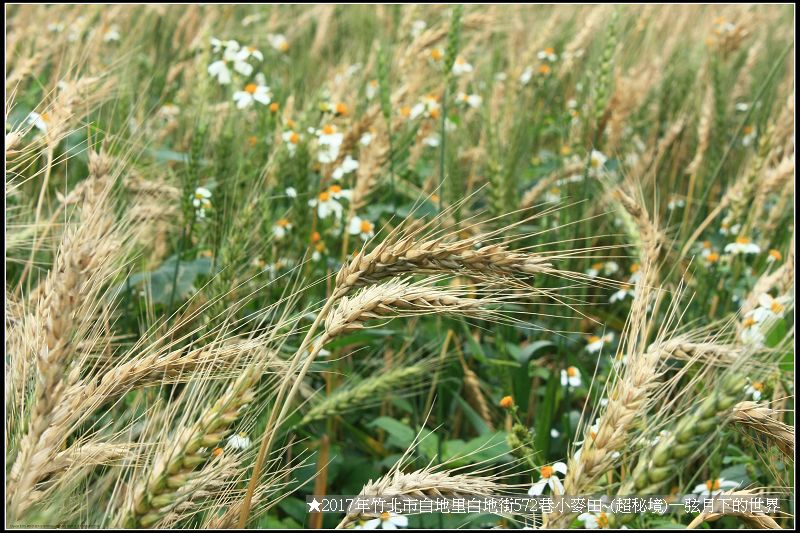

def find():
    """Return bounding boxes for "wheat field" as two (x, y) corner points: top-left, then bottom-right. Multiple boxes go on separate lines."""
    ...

(4, 3), (795, 530)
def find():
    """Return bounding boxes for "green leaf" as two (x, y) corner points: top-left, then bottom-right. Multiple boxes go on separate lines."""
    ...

(369, 417), (415, 448)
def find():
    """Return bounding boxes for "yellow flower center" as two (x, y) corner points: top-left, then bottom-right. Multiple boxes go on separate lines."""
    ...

(335, 102), (348, 115)
(736, 236), (750, 244)
(544, 47), (555, 55)
(591, 263), (604, 271)
(380, 512), (390, 521)
(770, 301), (784, 313)
(289, 132), (299, 144)
(400, 106), (411, 118)
(244, 83), (257, 94)
(310, 231), (321, 243)
(588, 335), (601, 344)
(429, 108), (440, 119)
(538, 64), (552, 75)
(318, 191), (330, 202)
(329, 185), (342, 194)
(743, 125), (753, 135)
(247, 135), (258, 146)
(706, 479), (721, 491)
(279, 41), (289, 52)
(590, 429), (597, 441)
(212, 447), (224, 457)
(752, 381), (764, 391)
(567, 366), (578, 377)
(360, 220), (373, 233)
(541, 465), (554, 478)
(499, 395), (513, 408)
(702, 240), (712, 249)
(269, 102), (279, 113)
(322, 125), (335, 135)
(430, 48), (443, 61)
(277, 218), (290, 227)
(369, 79), (378, 88)
(630, 263), (640, 273)
(597, 513), (609, 528)
(455, 56), (466, 65)
(769, 249), (782, 261)
(742, 317), (757, 328)
(707, 252), (720, 263)
(560, 145), (571, 155)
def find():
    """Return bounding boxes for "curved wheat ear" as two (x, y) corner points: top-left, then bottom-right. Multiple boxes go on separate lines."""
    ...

(520, 162), (584, 210)
(686, 489), (781, 529)
(7, 151), (124, 519)
(120, 366), (262, 528)
(732, 401), (794, 460)
(324, 280), (482, 338)
(335, 233), (553, 290)
(299, 363), (431, 427)
(336, 467), (505, 529)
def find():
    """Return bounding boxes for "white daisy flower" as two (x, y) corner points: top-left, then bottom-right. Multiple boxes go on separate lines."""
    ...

(233, 81), (272, 109)
(26, 111), (49, 133)
(603, 261), (619, 275)
(359, 132), (374, 146)
(103, 25), (121, 43)
(272, 218), (292, 240)
(610, 284), (635, 303)
(724, 236), (761, 255)
(519, 66), (534, 86)
(577, 512), (611, 529)
(692, 478), (739, 498)
(236, 45), (264, 62)
(226, 432), (251, 450)
(332, 155), (359, 180)
(267, 33), (289, 52)
(550, 428), (560, 438)
(358, 512), (408, 530)
(751, 293), (791, 322)
(366, 79), (379, 100)
(586, 333), (614, 354)
(585, 262), (604, 278)
(317, 125), (344, 164)
(282, 130), (301, 156)
(456, 92), (482, 108)
(451, 56), (473, 76)
(537, 47), (558, 62)
(744, 381), (764, 401)
(742, 126), (757, 147)
(735, 102), (750, 112)
(739, 316), (765, 346)
(192, 187), (212, 218)
(348, 216), (375, 241)
(561, 366), (582, 388)
(409, 95), (440, 120)
(410, 19), (427, 38)
(766, 249), (782, 263)
(422, 133), (441, 147)
(207, 41), (254, 84)
(528, 462), (567, 496)
(308, 190), (343, 220)
(589, 150), (608, 173)
(285, 187), (298, 198)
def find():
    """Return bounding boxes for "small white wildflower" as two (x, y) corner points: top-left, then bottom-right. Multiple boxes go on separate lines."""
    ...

(724, 236), (761, 255)
(451, 56), (473, 76)
(332, 155), (359, 180)
(226, 433), (251, 450)
(267, 33), (289, 52)
(285, 187), (298, 198)
(359, 132), (374, 146)
(586, 333), (614, 354)
(528, 462), (567, 496)
(348, 216), (375, 241)
(272, 218), (292, 240)
(560, 366), (582, 388)
(233, 81), (272, 109)
(103, 25), (120, 43)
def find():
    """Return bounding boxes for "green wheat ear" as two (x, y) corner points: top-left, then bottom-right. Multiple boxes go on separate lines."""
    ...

(613, 373), (748, 526)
